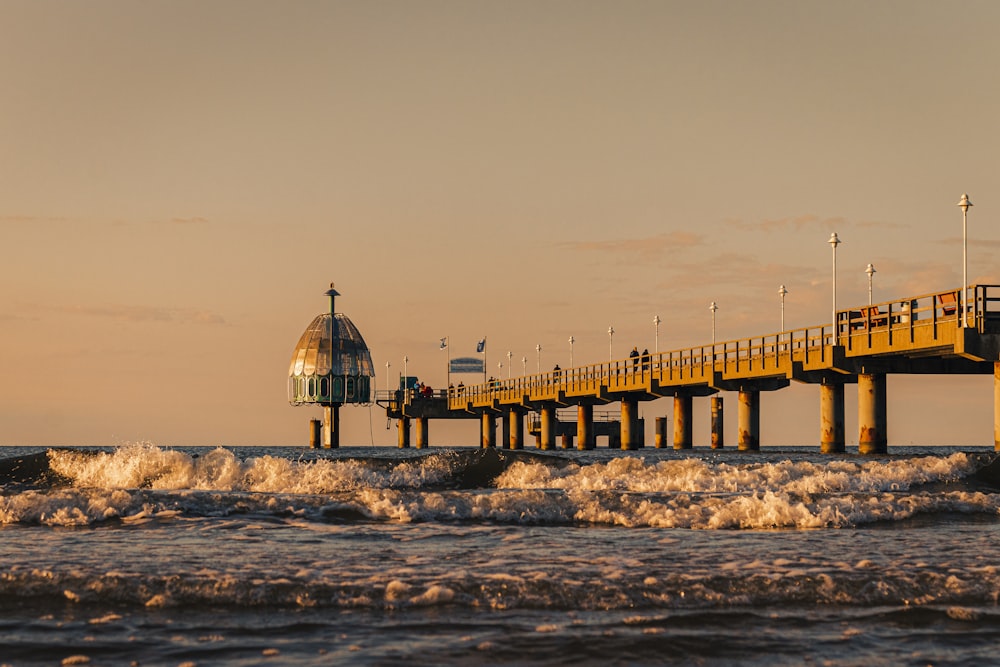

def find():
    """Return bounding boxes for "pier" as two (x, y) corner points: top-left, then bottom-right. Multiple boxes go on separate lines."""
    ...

(377, 285), (1000, 453)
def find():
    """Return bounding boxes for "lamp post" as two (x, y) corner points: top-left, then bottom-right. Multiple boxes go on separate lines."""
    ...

(403, 355), (409, 403)
(653, 315), (661, 353)
(536, 344), (542, 374)
(521, 356), (527, 375)
(865, 263), (876, 306)
(568, 336), (575, 367)
(506, 350), (512, 379)
(498, 360), (503, 380)
(829, 232), (841, 341)
(608, 326), (615, 361)
(709, 301), (718, 343)
(958, 193), (973, 327)
(385, 361), (391, 392)
(778, 285), (788, 331)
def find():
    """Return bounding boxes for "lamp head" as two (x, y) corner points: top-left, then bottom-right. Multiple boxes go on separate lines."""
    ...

(958, 193), (973, 212)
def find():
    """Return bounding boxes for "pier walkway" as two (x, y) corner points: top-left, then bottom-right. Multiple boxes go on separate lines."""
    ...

(380, 285), (1000, 454)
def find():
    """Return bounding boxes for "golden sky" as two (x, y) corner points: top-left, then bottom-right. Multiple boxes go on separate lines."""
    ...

(2, 0), (999, 447)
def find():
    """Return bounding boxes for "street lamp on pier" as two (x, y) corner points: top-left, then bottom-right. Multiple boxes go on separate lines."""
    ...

(568, 336), (575, 367)
(958, 193), (973, 327)
(865, 263), (876, 306)
(608, 326), (615, 361)
(536, 344), (542, 374)
(521, 356), (527, 375)
(653, 315), (661, 353)
(828, 233), (841, 341)
(778, 285), (788, 331)
(506, 350), (512, 379)
(709, 302), (718, 344)
(385, 361), (391, 392)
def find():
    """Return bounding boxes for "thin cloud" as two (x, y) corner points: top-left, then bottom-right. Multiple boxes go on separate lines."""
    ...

(559, 231), (704, 259)
(725, 214), (904, 233)
(939, 237), (1000, 248)
(0, 215), (70, 224)
(724, 215), (848, 232)
(58, 304), (226, 325)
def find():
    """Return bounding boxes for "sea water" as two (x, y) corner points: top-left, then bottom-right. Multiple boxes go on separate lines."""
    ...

(0, 443), (999, 666)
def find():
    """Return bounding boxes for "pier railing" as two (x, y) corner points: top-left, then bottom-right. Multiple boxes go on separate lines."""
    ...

(448, 285), (1000, 410)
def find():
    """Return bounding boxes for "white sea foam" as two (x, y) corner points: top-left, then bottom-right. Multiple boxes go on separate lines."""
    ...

(45, 444), (468, 494)
(0, 446), (988, 529)
(495, 452), (978, 495)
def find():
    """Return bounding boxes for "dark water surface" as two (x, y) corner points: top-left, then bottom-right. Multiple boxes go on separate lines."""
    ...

(1, 444), (998, 666)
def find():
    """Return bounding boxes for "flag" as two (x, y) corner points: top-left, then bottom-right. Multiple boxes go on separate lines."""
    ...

(439, 337), (448, 350)
(476, 337), (486, 353)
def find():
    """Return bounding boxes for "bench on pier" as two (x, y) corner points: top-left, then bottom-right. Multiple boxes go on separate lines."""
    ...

(937, 291), (958, 317)
(848, 306), (888, 331)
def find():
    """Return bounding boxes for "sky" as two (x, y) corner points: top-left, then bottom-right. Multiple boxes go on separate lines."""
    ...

(2, 0), (999, 448)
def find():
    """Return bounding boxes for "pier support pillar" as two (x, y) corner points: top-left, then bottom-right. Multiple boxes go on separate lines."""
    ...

(309, 419), (321, 448)
(858, 373), (887, 454)
(324, 405), (340, 449)
(561, 433), (574, 449)
(654, 417), (668, 448)
(414, 417), (429, 449)
(577, 404), (595, 450)
(737, 390), (760, 451)
(995, 363), (1000, 451)
(397, 417), (410, 449)
(540, 406), (556, 450)
(509, 409), (524, 450)
(620, 399), (639, 450)
(673, 395), (693, 449)
(481, 413), (496, 448)
(711, 396), (724, 449)
(820, 382), (846, 453)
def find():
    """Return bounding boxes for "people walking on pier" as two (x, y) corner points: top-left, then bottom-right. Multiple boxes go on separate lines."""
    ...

(641, 348), (650, 372)
(553, 364), (561, 383)
(630, 346), (639, 371)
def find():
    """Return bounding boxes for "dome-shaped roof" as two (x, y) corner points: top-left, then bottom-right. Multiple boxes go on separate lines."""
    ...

(288, 285), (375, 407)
(289, 313), (374, 378)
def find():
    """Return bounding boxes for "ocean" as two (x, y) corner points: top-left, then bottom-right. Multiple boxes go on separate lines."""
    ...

(1, 443), (999, 666)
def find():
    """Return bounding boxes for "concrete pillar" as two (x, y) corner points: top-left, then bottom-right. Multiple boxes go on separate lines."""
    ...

(509, 409), (524, 450)
(414, 417), (429, 449)
(309, 419), (321, 448)
(561, 433), (574, 449)
(737, 390), (760, 451)
(620, 399), (638, 450)
(995, 363), (1000, 451)
(501, 414), (510, 450)
(858, 373), (887, 454)
(481, 413), (496, 448)
(397, 417), (410, 449)
(577, 404), (595, 450)
(820, 382), (845, 454)
(540, 406), (556, 450)
(324, 405), (340, 449)
(654, 417), (668, 448)
(711, 395), (724, 449)
(673, 395), (693, 449)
